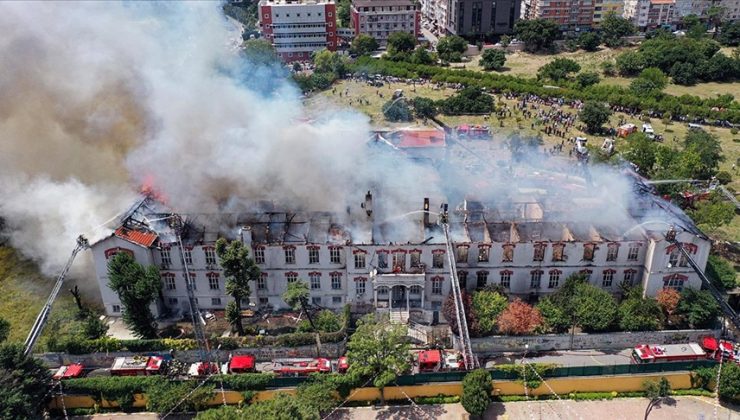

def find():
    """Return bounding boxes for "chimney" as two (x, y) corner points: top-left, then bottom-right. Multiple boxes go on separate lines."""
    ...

(362, 190), (373, 217)
(423, 197), (430, 227)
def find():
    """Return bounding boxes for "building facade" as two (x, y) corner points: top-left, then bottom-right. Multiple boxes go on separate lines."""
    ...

(593, 0), (626, 26)
(259, 0), (338, 62)
(351, 0), (421, 47)
(625, 0), (677, 29)
(443, 0), (520, 36)
(529, 0), (596, 30)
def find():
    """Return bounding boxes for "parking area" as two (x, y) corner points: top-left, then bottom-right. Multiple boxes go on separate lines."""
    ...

(485, 349), (635, 368)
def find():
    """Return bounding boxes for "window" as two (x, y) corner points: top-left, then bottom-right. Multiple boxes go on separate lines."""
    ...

(204, 247), (217, 266)
(393, 251), (406, 271)
(476, 271), (488, 289)
(624, 270), (636, 286)
(432, 277), (443, 295)
(627, 245), (640, 261)
(378, 252), (388, 268)
(184, 248), (193, 265)
(602, 270), (614, 287)
(312, 297), (322, 305)
(208, 273), (220, 290)
(663, 274), (687, 291)
(432, 251), (444, 269)
(259, 297), (269, 305)
(332, 296), (342, 304)
(583, 244), (595, 262)
(331, 273), (342, 290)
(531, 270), (543, 289)
(309, 247), (320, 264)
(606, 243), (619, 262)
(168, 297), (178, 305)
(410, 285), (421, 294)
(328, 12), (333, 16)
(478, 246), (490, 262)
(355, 252), (366, 269)
(355, 277), (366, 296)
(330, 247), (342, 264)
(458, 270), (468, 288)
(257, 274), (267, 290)
(284, 247), (296, 264)
(552, 243), (565, 262)
(164, 274), (176, 290)
(211, 298), (222, 306)
(502, 244), (514, 263)
(112, 305), (121, 313)
(254, 246), (265, 264)
(377, 286), (389, 295)
(286, 272), (298, 283)
(310, 273), (321, 290)
(456, 245), (469, 263)
(533, 243), (546, 262)
(161, 247), (172, 267)
(410, 251), (421, 268)
(187, 273), (197, 290)
(500, 271), (511, 288)
(548, 271), (561, 288)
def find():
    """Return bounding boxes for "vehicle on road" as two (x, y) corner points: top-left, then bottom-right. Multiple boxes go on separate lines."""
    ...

(220, 354), (256, 374)
(272, 358), (332, 377)
(52, 363), (85, 380)
(111, 356), (166, 376)
(631, 343), (706, 363)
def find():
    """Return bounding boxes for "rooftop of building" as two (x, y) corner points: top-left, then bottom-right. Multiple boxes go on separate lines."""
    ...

(352, 0), (418, 8)
(259, 0), (335, 6)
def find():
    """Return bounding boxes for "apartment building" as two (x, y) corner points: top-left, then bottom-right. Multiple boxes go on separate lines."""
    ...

(351, 0), (420, 46)
(675, 0), (740, 21)
(529, 0), (596, 30)
(259, 0), (338, 62)
(625, 0), (677, 29)
(593, 0), (626, 26)
(442, 0), (520, 36)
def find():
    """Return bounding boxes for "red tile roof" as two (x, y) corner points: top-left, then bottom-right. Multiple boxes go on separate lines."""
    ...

(396, 130), (446, 149)
(114, 226), (158, 248)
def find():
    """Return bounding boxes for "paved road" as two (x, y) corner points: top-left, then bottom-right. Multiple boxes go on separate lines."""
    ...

(484, 349), (634, 368)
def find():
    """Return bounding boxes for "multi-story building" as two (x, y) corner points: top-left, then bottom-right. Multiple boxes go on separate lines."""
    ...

(443, 0), (520, 36)
(259, 0), (338, 62)
(625, 0), (677, 29)
(351, 0), (421, 47)
(676, 0), (740, 21)
(593, 0), (626, 26)
(528, 0), (596, 31)
(92, 186), (711, 325)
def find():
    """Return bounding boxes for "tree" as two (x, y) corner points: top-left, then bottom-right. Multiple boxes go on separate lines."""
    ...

(579, 101), (612, 133)
(351, 34), (379, 56)
(601, 11), (636, 47)
(242, 39), (279, 65)
(618, 296), (664, 331)
(497, 299), (543, 335)
(387, 32), (416, 56)
(479, 49), (507, 71)
(578, 32), (601, 51)
(299, 310), (341, 333)
(412, 97), (438, 119)
(643, 377), (671, 419)
(718, 362), (740, 401)
(146, 381), (214, 414)
(409, 47), (436, 65)
(436, 35), (467, 62)
(719, 20), (740, 46)
(337, 0), (351, 27)
(622, 133), (658, 176)
(438, 87), (494, 114)
(689, 193), (736, 230)
(536, 296), (571, 333)
(107, 252), (162, 338)
(216, 238), (261, 336)
(576, 71), (601, 88)
(461, 369), (492, 418)
(514, 19), (561, 52)
(684, 130), (724, 179)
(707, 255), (738, 290)
(630, 67), (668, 94)
(616, 50), (646, 76)
(573, 284), (618, 332)
(282, 280), (316, 331)
(442, 290), (480, 337)
(537, 58), (581, 82)
(670, 61), (698, 85)
(0, 319), (8, 344)
(656, 288), (682, 327)
(676, 288), (720, 328)
(346, 314), (410, 404)
(0, 344), (51, 420)
(382, 98), (413, 122)
(471, 289), (508, 336)
(82, 315), (109, 340)
(312, 49), (347, 77)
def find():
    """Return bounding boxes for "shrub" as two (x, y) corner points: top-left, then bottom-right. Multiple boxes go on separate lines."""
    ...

(382, 98), (413, 122)
(211, 373), (274, 391)
(64, 376), (164, 410)
(415, 394), (460, 404)
(461, 369), (492, 417)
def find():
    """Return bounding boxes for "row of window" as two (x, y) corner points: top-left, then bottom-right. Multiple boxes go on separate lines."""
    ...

(275, 42), (334, 49)
(455, 243), (641, 264)
(162, 272), (220, 291)
(272, 33), (334, 39)
(457, 268), (638, 290)
(159, 246), (216, 267)
(357, 6), (415, 12)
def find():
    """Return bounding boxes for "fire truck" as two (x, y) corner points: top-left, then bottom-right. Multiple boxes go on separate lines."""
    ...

(417, 350), (464, 372)
(337, 356), (349, 374)
(52, 363), (85, 380)
(701, 337), (739, 362)
(220, 354), (256, 374)
(188, 361), (220, 377)
(456, 125), (492, 140)
(110, 356), (166, 376)
(271, 358), (332, 377)
(631, 343), (707, 363)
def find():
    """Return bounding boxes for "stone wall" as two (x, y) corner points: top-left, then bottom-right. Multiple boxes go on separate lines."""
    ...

(469, 329), (718, 355)
(38, 341), (346, 369)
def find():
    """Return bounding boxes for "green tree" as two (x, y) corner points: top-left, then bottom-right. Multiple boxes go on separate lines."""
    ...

(601, 11), (636, 47)
(346, 314), (410, 404)
(437, 35), (468, 62)
(461, 368), (492, 418)
(616, 50), (647, 76)
(82, 315), (109, 340)
(689, 193), (736, 230)
(242, 39), (279, 65)
(471, 289), (508, 335)
(438, 86), (494, 114)
(718, 362), (740, 401)
(146, 381), (214, 414)
(387, 32), (416, 56)
(684, 129), (724, 179)
(351, 34), (379, 56)
(382, 98), (413, 122)
(479, 49), (507, 71)
(337, 0), (351, 27)
(719, 20), (740, 46)
(0, 318), (9, 344)
(196, 405), (244, 420)
(576, 71), (601, 88)
(412, 97), (438, 119)
(578, 32), (601, 51)
(216, 238), (261, 336)
(282, 280), (316, 330)
(312, 49), (348, 77)
(537, 58), (581, 82)
(514, 18), (561, 52)
(409, 47), (437, 65)
(670, 61), (698, 85)
(676, 288), (720, 328)
(630, 67), (668, 94)
(579, 101), (612, 133)
(242, 393), (305, 419)
(536, 296), (571, 333)
(618, 296), (664, 331)
(573, 284), (618, 332)
(107, 252), (162, 338)
(298, 310), (341, 333)
(643, 377), (671, 419)
(0, 344), (52, 420)
(707, 255), (737, 290)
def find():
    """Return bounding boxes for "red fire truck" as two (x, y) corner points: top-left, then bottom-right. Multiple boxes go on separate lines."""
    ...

(456, 124), (492, 140)
(110, 356), (165, 376)
(631, 343), (706, 363)
(188, 361), (220, 377)
(701, 337), (738, 362)
(272, 358), (332, 377)
(417, 350), (463, 372)
(52, 363), (85, 380)
(221, 354), (256, 374)
(337, 356), (349, 374)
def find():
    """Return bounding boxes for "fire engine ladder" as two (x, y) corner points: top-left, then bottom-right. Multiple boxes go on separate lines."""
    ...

(23, 235), (89, 356)
(172, 215), (211, 364)
(666, 231), (740, 331)
(441, 210), (478, 369)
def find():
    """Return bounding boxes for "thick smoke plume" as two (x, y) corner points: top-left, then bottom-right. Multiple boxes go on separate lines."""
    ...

(0, 2), (641, 292)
